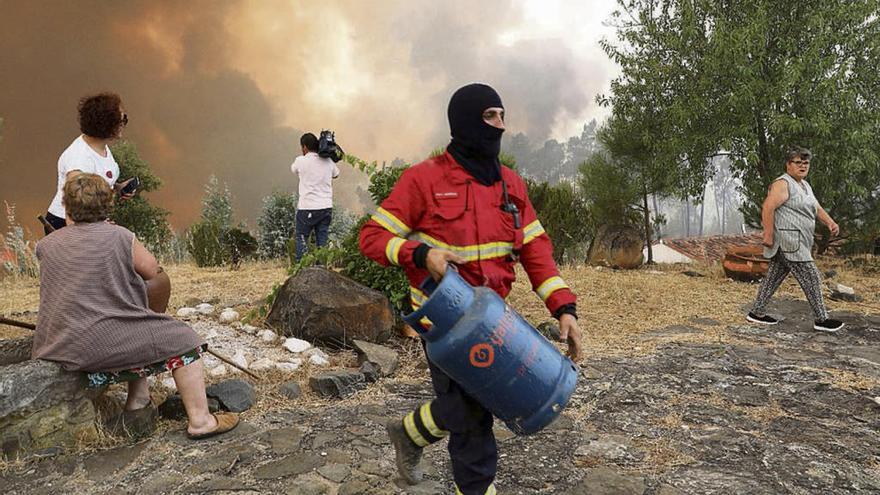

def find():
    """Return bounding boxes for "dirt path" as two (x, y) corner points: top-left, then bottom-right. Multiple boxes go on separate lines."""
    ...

(3, 298), (878, 494)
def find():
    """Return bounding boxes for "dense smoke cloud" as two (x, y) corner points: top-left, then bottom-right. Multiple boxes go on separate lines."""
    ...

(0, 0), (608, 232)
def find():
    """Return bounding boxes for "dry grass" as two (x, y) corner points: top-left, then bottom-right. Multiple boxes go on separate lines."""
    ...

(506, 256), (880, 359)
(1, 256), (877, 460)
(630, 437), (697, 474)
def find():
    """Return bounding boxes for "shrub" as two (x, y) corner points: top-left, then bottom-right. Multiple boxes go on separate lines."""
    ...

(187, 220), (225, 267)
(525, 180), (591, 264)
(186, 176), (257, 268)
(257, 191), (297, 259)
(224, 227), (258, 268)
(201, 175), (233, 228)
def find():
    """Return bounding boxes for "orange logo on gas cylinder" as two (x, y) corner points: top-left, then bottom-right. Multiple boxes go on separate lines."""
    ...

(469, 343), (494, 368)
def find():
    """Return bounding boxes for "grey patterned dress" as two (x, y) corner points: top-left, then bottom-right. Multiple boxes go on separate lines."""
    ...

(33, 222), (204, 372)
(763, 173), (818, 261)
(753, 173), (828, 320)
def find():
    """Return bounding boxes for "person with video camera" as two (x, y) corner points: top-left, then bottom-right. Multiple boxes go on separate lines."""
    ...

(290, 132), (340, 261)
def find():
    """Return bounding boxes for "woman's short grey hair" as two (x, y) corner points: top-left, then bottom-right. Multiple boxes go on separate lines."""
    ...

(785, 147), (812, 163)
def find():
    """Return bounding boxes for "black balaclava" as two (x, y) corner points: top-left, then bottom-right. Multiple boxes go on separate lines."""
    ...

(446, 83), (504, 185)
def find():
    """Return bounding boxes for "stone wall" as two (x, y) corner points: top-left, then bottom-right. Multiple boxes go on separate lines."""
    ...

(0, 358), (98, 459)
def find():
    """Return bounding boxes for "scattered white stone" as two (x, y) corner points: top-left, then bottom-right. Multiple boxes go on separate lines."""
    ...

(242, 324), (260, 335)
(874, 396), (880, 406)
(231, 350), (248, 369)
(219, 308), (240, 323)
(304, 347), (329, 360)
(283, 337), (312, 353)
(309, 354), (330, 366)
(260, 330), (278, 343)
(250, 358), (275, 371)
(276, 360), (302, 372)
(196, 303), (215, 315)
(209, 364), (227, 377)
(161, 376), (177, 392)
(176, 307), (198, 318)
(202, 328), (219, 340)
(835, 283), (855, 295)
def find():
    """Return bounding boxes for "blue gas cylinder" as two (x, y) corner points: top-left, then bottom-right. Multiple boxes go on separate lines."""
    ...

(403, 268), (578, 435)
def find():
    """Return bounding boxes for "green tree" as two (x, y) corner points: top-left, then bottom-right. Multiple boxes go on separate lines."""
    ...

(257, 191), (297, 259)
(593, 117), (687, 263)
(603, 0), (880, 252)
(201, 175), (233, 227)
(187, 175), (256, 268)
(525, 179), (591, 264)
(578, 151), (641, 227)
(109, 140), (172, 251)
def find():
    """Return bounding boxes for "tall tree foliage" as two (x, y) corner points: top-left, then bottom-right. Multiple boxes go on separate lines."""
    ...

(109, 140), (172, 252)
(603, 0), (880, 250)
(503, 120), (600, 183)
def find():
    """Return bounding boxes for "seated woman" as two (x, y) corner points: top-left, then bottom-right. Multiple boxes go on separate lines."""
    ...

(32, 173), (239, 440)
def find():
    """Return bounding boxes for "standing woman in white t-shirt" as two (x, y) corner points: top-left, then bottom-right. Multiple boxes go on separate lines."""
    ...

(44, 93), (135, 234)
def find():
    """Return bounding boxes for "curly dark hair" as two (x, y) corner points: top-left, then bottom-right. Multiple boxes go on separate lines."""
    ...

(78, 93), (124, 139)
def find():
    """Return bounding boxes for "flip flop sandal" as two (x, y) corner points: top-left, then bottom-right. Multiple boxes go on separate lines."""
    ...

(187, 412), (240, 440)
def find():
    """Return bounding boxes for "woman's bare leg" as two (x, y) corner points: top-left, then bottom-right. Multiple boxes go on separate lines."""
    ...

(125, 378), (152, 410)
(172, 359), (217, 435)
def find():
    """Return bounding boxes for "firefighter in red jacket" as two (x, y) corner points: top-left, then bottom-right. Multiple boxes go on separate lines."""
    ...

(359, 83), (583, 494)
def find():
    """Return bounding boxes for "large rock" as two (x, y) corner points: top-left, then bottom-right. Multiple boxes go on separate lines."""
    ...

(0, 360), (97, 459)
(266, 267), (395, 347)
(0, 335), (33, 366)
(586, 224), (644, 269)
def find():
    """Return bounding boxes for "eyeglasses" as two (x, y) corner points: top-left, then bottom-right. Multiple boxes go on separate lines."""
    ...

(121, 113), (129, 127)
(791, 159), (810, 166)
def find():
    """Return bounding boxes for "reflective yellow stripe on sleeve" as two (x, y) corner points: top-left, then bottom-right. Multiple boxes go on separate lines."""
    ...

(535, 275), (569, 301)
(385, 237), (406, 265)
(523, 219), (546, 244)
(371, 207), (411, 237)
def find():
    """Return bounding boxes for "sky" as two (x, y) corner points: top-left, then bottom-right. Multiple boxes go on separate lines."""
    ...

(0, 0), (620, 232)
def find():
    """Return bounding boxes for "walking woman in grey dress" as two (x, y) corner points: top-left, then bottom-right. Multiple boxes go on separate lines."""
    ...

(747, 147), (844, 332)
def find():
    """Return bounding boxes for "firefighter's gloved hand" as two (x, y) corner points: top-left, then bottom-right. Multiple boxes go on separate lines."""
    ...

(559, 314), (583, 362)
(425, 248), (466, 281)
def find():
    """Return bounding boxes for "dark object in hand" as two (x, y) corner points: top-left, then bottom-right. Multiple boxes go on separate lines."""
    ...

(120, 176), (140, 195)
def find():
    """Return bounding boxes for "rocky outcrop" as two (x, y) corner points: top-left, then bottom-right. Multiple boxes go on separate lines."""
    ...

(266, 267), (395, 347)
(0, 360), (97, 459)
(587, 224), (644, 269)
(0, 335), (33, 366)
